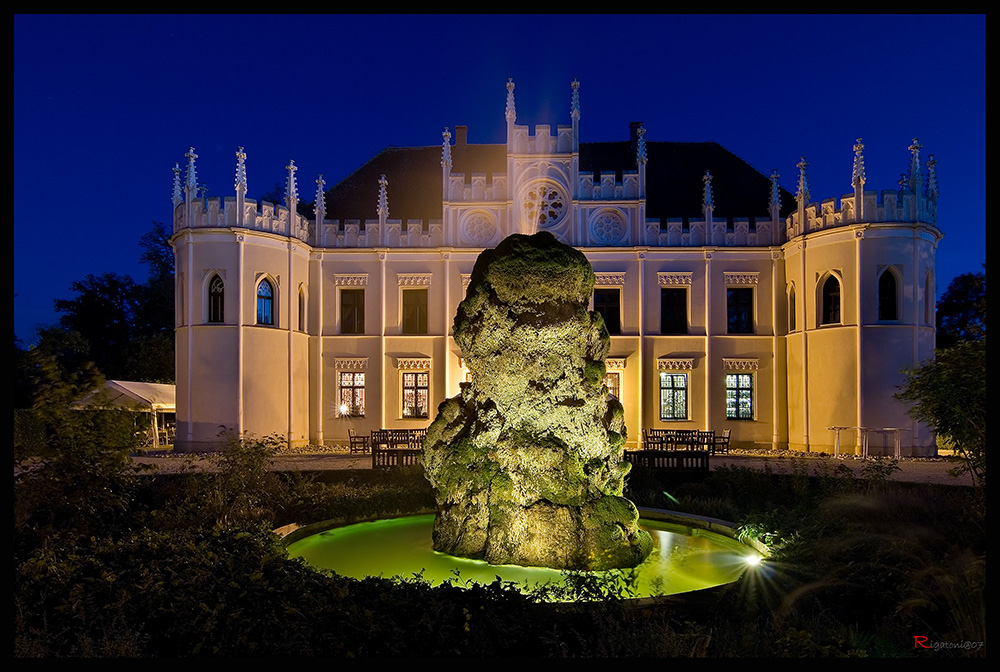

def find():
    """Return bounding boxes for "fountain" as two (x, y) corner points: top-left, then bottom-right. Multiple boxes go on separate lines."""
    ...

(286, 233), (763, 598)
(285, 513), (762, 600)
(423, 232), (650, 570)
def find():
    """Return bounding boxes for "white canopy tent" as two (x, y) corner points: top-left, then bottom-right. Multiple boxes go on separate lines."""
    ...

(74, 381), (176, 450)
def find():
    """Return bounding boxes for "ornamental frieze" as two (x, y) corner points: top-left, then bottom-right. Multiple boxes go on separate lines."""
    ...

(723, 272), (759, 285)
(397, 273), (433, 286)
(657, 357), (694, 370)
(605, 358), (627, 370)
(333, 274), (368, 286)
(397, 357), (432, 370)
(723, 358), (759, 371)
(334, 357), (368, 370)
(657, 272), (692, 286)
(594, 272), (626, 286)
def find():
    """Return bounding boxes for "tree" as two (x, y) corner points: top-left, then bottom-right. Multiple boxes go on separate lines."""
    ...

(896, 339), (985, 492)
(937, 267), (986, 348)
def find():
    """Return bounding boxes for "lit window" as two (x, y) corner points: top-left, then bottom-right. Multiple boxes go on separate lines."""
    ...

(208, 274), (224, 323)
(604, 371), (621, 399)
(659, 372), (687, 421)
(402, 289), (428, 334)
(878, 270), (898, 321)
(594, 288), (621, 335)
(822, 275), (841, 325)
(727, 288), (754, 334)
(341, 289), (364, 334)
(339, 372), (365, 417)
(725, 374), (754, 420)
(660, 288), (687, 334)
(256, 279), (274, 325)
(402, 371), (429, 418)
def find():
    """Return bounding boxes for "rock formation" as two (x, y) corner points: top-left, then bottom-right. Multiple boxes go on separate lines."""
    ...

(422, 232), (652, 570)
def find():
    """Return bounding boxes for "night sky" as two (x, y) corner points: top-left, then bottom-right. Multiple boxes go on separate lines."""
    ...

(14, 14), (985, 344)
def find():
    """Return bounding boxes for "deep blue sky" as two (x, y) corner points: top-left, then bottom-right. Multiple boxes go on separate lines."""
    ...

(14, 14), (985, 344)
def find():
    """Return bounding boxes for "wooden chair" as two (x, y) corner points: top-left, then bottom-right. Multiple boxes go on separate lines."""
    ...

(370, 429), (391, 451)
(348, 429), (370, 454)
(713, 428), (731, 455)
(696, 430), (715, 451)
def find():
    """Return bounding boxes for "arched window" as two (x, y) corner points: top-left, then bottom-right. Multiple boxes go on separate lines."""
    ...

(208, 274), (224, 323)
(298, 287), (306, 332)
(788, 284), (796, 332)
(821, 275), (841, 325)
(878, 269), (898, 321)
(257, 279), (274, 325)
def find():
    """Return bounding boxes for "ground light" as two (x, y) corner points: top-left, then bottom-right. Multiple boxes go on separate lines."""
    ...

(285, 513), (764, 602)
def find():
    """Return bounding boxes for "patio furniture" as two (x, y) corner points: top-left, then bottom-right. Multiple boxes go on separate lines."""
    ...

(348, 428), (370, 454)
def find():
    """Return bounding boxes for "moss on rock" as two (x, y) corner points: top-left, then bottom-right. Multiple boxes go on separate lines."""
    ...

(423, 232), (652, 570)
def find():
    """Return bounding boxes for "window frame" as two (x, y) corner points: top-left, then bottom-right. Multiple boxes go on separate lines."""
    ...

(401, 288), (429, 335)
(593, 287), (622, 335)
(340, 288), (365, 335)
(725, 373), (754, 421)
(338, 371), (365, 418)
(256, 278), (275, 326)
(660, 287), (688, 334)
(401, 370), (430, 418)
(821, 274), (842, 326)
(659, 371), (688, 421)
(877, 268), (899, 322)
(726, 287), (754, 334)
(208, 274), (225, 324)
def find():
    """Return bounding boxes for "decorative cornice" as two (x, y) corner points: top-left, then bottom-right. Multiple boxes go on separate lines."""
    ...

(605, 358), (627, 370)
(657, 357), (694, 370)
(723, 358), (759, 371)
(397, 273), (432, 286)
(397, 357), (432, 370)
(334, 274), (368, 286)
(335, 357), (368, 370)
(594, 272), (626, 286)
(657, 272), (692, 286)
(723, 272), (759, 285)
(461, 274), (472, 289)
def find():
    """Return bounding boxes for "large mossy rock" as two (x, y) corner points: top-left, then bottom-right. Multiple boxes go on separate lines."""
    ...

(422, 232), (652, 570)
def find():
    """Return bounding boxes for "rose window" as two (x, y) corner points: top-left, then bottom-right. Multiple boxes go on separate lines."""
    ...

(591, 211), (626, 244)
(522, 184), (565, 228)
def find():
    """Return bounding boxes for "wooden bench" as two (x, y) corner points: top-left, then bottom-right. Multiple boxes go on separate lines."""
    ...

(624, 450), (710, 472)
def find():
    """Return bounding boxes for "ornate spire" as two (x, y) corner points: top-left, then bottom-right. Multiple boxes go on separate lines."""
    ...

(796, 156), (810, 204)
(315, 175), (326, 222)
(570, 78), (580, 121)
(441, 127), (452, 169)
(172, 162), (182, 208)
(185, 147), (198, 191)
(926, 154), (938, 200)
(769, 169), (781, 218)
(908, 138), (923, 193)
(505, 78), (516, 124)
(235, 146), (247, 194)
(852, 138), (866, 188)
(285, 159), (298, 205)
(702, 171), (714, 209)
(377, 174), (388, 218)
(636, 124), (647, 165)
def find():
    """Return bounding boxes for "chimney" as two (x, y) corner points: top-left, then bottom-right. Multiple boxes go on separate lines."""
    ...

(455, 125), (468, 146)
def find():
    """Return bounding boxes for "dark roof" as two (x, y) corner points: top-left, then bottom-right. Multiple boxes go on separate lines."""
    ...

(324, 140), (795, 224)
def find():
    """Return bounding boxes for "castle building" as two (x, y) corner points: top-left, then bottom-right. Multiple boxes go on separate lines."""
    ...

(171, 80), (941, 455)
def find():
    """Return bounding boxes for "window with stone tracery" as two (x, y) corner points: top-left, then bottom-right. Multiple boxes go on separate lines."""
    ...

(522, 183), (565, 227)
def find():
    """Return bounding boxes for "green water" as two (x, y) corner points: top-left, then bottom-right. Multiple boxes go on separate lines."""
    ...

(287, 514), (759, 599)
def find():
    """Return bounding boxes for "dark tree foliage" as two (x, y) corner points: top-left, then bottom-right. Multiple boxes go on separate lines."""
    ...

(45, 222), (175, 384)
(897, 339), (986, 492)
(936, 267), (986, 348)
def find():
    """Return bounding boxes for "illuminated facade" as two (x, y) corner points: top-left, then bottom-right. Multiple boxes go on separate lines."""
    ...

(172, 80), (941, 455)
